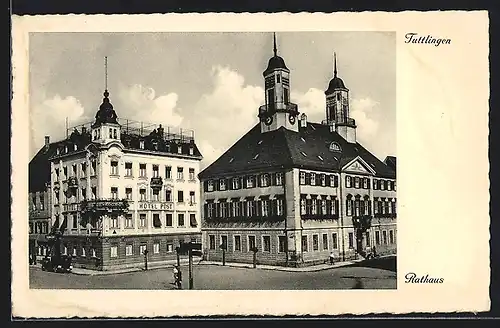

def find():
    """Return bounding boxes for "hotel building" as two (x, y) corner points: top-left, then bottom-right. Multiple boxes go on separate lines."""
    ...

(198, 37), (397, 267)
(40, 89), (203, 271)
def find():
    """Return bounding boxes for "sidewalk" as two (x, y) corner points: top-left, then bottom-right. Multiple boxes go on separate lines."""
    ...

(200, 258), (365, 272)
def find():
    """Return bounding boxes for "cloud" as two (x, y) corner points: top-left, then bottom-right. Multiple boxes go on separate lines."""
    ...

(117, 84), (184, 127)
(188, 65), (264, 168)
(291, 88), (326, 123)
(30, 95), (86, 158)
(350, 97), (380, 139)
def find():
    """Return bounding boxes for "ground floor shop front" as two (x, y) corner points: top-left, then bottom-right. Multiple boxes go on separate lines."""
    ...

(57, 232), (202, 271)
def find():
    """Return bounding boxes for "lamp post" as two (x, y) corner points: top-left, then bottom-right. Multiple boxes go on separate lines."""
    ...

(143, 249), (149, 270)
(219, 243), (227, 266)
(251, 247), (258, 268)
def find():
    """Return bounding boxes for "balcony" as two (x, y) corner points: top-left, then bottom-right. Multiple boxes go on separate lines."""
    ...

(301, 214), (339, 220)
(80, 198), (130, 215)
(258, 102), (299, 118)
(62, 203), (80, 213)
(352, 215), (373, 230)
(150, 177), (163, 189)
(374, 212), (397, 219)
(205, 215), (285, 224)
(67, 176), (79, 189)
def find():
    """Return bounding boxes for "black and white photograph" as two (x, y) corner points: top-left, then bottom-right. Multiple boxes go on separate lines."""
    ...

(27, 31), (397, 290)
(11, 13), (489, 317)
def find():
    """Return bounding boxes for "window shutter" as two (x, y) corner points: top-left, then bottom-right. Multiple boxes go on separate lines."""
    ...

(242, 176), (247, 188)
(256, 175), (261, 187)
(368, 200), (372, 215)
(271, 200), (277, 216)
(373, 179), (377, 190)
(326, 175), (331, 187)
(203, 204), (208, 219)
(316, 174), (321, 186)
(269, 173), (275, 186)
(215, 179), (220, 191)
(203, 181), (208, 192)
(255, 200), (261, 217)
(335, 199), (339, 214)
(215, 203), (220, 218)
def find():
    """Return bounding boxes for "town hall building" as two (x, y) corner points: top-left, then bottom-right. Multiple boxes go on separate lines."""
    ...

(198, 35), (397, 267)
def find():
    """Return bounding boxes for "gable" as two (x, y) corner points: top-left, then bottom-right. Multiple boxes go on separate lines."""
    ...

(342, 156), (376, 175)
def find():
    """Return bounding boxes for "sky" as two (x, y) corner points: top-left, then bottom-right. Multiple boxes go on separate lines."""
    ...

(29, 32), (396, 169)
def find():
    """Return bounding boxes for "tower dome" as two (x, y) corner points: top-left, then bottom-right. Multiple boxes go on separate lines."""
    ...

(325, 52), (348, 94)
(263, 33), (289, 76)
(94, 90), (118, 125)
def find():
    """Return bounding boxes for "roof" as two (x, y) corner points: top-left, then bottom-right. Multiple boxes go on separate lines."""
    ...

(384, 156), (397, 171)
(263, 56), (289, 76)
(325, 77), (347, 94)
(199, 122), (396, 179)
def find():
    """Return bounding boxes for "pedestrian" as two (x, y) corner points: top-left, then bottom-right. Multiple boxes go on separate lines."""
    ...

(173, 265), (182, 289)
(329, 251), (335, 264)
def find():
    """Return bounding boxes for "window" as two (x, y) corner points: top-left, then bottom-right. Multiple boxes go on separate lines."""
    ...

(234, 235), (241, 251)
(209, 235), (216, 250)
(110, 161), (118, 175)
(110, 216), (118, 229)
(125, 188), (132, 200)
(139, 164), (147, 177)
(152, 189), (160, 202)
(322, 234), (328, 250)
(300, 171), (306, 185)
(113, 128), (117, 139)
(321, 174), (326, 186)
(152, 165), (159, 178)
(110, 187), (118, 199)
(109, 128), (113, 139)
(276, 74), (281, 83)
(178, 213), (185, 226)
(310, 173), (316, 186)
(348, 232), (354, 249)
(153, 213), (161, 228)
(140, 244), (147, 255)
(261, 174), (270, 187)
(177, 167), (184, 180)
(263, 236), (271, 252)
(153, 243), (160, 254)
(91, 248), (96, 257)
(32, 195), (37, 210)
(312, 235), (319, 251)
(246, 176), (254, 188)
(91, 161), (97, 176)
(375, 231), (381, 245)
(189, 147), (194, 155)
(261, 199), (269, 217)
(165, 189), (172, 202)
(219, 179), (226, 191)
(167, 244), (174, 253)
(165, 166), (172, 179)
(139, 214), (147, 227)
(300, 198), (306, 214)
(207, 180), (214, 192)
(166, 214), (173, 227)
(80, 163), (86, 177)
(332, 233), (338, 249)
(139, 189), (146, 201)
(177, 190), (184, 203)
(91, 186), (97, 200)
(277, 198), (284, 216)
(81, 187), (87, 200)
(321, 199), (327, 215)
(276, 173), (283, 185)
(55, 168), (60, 181)
(383, 231), (388, 244)
(232, 177), (240, 189)
(189, 191), (195, 204)
(248, 235), (256, 251)
(72, 247), (77, 256)
(126, 244), (133, 256)
(381, 180), (385, 190)
(63, 166), (67, 178)
(72, 164), (77, 177)
(354, 177), (360, 188)
(301, 236), (308, 252)
(125, 214), (133, 228)
(221, 235), (228, 250)
(189, 168), (195, 181)
(366, 231), (371, 247)
(81, 247), (86, 257)
(346, 197), (353, 216)
(363, 178), (368, 189)
(373, 179), (378, 190)
(278, 236), (286, 253)
(346, 176), (352, 188)
(110, 246), (118, 258)
(139, 140), (145, 149)
(39, 194), (45, 210)
(190, 214), (197, 227)
(177, 144), (182, 154)
(207, 203), (214, 218)
(220, 202), (228, 217)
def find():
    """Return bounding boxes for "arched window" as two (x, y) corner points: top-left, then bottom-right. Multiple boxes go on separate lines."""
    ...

(346, 194), (353, 216)
(329, 142), (342, 152)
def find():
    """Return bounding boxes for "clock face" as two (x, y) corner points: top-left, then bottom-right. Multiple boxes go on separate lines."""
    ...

(264, 116), (273, 126)
(288, 114), (296, 125)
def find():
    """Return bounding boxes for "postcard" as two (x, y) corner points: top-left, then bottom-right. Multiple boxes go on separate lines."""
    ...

(11, 12), (490, 317)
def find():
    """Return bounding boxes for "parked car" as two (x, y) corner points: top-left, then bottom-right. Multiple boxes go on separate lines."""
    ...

(41, 255), (73, 273)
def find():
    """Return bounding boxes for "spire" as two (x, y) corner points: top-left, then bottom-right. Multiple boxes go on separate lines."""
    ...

(273, 32), (277, 57)
(104, 56), (109, 98)
(334, 52), (337, 78)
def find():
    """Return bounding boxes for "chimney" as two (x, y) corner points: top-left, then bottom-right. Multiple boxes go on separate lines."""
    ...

(300, 113), (307, 128)
(44, 136), (50, 149)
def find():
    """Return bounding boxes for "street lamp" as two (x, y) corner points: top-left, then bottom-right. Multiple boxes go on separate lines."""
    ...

(143, 249), (149, 270)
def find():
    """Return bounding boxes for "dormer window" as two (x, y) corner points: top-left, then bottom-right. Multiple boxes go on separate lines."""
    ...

(207, 180), (214, 192)
(74, 144), (77, 151)
(329, 142), (341, 152)
(65, 146), (68, 153)
(219, 179), (226, 191)
(310, 173), (316, 186)
(346, 176), (352, 188)
(139, 140), (145, 149)
(261, 174), (270, 187)
(300, 151), (307, 157)
(177, 144), (182, 154)
(189, 147), (194, 155)
(253, 154), (259, 160)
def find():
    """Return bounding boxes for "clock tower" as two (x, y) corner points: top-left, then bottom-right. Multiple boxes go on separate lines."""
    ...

(259, 33), (300, 134)
(325, 53), (357, 143)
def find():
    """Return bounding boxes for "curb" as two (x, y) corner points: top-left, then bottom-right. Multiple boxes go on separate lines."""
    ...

(199, 259), (364, 272)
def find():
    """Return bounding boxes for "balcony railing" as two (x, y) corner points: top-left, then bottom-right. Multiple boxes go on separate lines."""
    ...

(80, 198), (130, 214)
(301, 214), (339, 220)
(336, 117), (356, 127)
(374, 212), (397, 219)
(258, 102), (299, 117)
(150, 177), (163, 189)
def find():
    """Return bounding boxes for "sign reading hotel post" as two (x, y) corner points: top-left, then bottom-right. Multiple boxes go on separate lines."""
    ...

(138, 202), (174, 211)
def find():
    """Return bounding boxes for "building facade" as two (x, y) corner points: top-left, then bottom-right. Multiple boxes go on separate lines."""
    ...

(28, 136), (54, 261)
(46, 89), (203, 270)
(199, 36), (397, 267)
